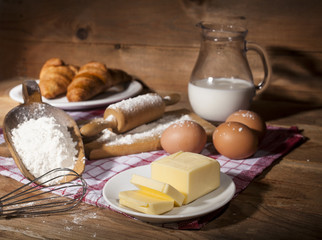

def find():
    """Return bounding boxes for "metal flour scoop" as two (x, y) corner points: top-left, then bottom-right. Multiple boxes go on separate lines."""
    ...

(3, 80), (85, 184)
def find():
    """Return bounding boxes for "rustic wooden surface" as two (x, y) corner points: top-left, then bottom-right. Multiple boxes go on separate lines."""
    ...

(0, 0), (322, 239)
(0, 79), (321, 239)
(0, 0), (321, 104)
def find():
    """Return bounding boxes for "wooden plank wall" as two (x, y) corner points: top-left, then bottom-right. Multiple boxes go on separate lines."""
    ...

(0, 0), (321, 104)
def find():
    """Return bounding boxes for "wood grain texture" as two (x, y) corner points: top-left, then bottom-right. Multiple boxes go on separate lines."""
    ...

(0, 0), (322, 239)
(0, 79), (321, 239)
(0, 0), (321, 104)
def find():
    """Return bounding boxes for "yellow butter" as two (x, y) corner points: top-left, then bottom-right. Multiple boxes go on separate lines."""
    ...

(131, 174), (184, 206)
(119, 190), (174, 215)
(151, 151), (220, 204)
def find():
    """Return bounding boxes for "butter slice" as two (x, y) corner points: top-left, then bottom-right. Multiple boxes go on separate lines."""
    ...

(131, 174), (184, 206)
(119, 190), (174, 215)
(151, 151), (220, 204)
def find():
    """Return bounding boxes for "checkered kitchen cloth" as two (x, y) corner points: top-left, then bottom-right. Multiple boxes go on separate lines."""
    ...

(0, 109), (304, 229)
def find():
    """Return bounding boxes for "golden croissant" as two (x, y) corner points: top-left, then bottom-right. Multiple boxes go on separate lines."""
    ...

(39, 58), (79, 99)
(66, 61), (132, 102)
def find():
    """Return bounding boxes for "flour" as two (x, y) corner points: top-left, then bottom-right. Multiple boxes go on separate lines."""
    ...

(97, 114), (193, 146)
(108, 93), (163, 114)
(11, 116), (78, 183)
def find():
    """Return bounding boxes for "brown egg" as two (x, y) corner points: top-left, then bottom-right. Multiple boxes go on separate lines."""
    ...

(226, 110), (266, 139)
(212, 122), (258, 159)
(161, 120), (207, 154)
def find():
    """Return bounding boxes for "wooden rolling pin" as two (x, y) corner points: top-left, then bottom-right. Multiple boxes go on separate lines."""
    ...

(80, 93), (180, 137)
(84, 109), (216, 160)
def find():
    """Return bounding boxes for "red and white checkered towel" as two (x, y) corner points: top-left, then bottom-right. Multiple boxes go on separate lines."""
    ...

(0, 109), (304, 229)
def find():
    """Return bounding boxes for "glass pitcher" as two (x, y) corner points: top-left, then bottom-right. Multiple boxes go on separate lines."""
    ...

(188, 22), (271, 122)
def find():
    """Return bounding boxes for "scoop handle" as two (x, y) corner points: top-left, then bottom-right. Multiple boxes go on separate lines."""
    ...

(22, 80), (43, 104)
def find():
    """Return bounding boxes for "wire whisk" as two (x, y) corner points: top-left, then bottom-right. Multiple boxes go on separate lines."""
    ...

(0, 168), (87, 218)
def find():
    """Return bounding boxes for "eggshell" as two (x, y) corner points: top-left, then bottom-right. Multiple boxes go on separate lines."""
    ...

(226, 110), (266, 139)
(161, 120), (207, 154)
(212, 122), (258, 159)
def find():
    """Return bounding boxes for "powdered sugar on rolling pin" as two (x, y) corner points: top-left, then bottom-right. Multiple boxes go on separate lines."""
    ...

(107, 93), (163, 114)
(97, 114), (193, 146)
(11, 116), (78, 182)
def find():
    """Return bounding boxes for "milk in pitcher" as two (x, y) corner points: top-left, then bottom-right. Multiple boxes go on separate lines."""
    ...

(188, 78), (255, 122)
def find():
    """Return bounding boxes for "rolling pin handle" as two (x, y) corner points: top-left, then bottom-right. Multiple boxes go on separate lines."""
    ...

(80, 116), (117, 137)
(162, 93), (180, 106)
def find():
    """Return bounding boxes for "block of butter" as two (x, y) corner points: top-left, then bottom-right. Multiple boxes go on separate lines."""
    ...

(119, 190), (174, 215)
(151, 151), (220, 204)
(130, 174), (185, 206)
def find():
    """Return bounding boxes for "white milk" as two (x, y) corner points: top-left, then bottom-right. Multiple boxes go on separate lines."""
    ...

(188, 78), (255, 122)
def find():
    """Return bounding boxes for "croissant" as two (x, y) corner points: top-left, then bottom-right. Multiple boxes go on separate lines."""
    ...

(39, 58), (79, 99)
(66, 61), (132, 102)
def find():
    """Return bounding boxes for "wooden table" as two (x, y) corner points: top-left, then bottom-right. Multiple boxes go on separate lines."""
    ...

(0, 78), (321, 239)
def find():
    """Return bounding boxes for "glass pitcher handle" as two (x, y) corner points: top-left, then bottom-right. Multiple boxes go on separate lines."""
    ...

(246, 42), (272, 94)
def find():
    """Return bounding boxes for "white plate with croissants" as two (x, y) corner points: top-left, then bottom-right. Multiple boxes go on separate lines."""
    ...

(9, 58), (143, 110)
(9, 80), (143, 110)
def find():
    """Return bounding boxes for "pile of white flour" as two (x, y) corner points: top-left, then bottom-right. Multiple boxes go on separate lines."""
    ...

(11, 116), (78, 182)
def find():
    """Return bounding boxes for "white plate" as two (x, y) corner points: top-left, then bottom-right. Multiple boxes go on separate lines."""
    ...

(103, 165), (236, 223)
(9, 80), (143, 110)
